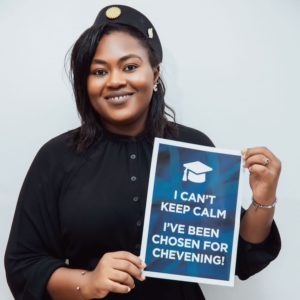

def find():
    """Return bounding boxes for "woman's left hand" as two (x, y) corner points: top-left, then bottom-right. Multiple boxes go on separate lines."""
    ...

(243, 147), (281, 205)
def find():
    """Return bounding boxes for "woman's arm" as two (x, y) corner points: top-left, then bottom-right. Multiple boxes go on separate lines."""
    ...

(240, 203), (275, 243)
(48, 268), (90, 300)
(47, 251), (146, 300)
(240, 147), (281, 243)
(4, 143), (67, 300)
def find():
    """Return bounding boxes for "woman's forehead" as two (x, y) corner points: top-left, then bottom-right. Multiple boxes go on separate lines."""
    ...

(93, 31), (150, 62)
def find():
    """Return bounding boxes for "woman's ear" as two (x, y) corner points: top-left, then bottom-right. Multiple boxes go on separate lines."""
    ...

(153, 65), (160, 83)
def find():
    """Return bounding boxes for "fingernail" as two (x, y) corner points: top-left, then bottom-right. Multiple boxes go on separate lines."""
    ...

(140, 261), (147, 268)
(141, 274), (146, 281)
(127, 287), (131, 292)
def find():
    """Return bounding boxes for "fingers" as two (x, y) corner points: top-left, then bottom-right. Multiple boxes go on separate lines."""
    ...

(111, 251), (146, 269)
(112, 258), (145, 281)
(242, 147), (281, 174)
(243, 153), (270, 169)
(243, 146), (276, 161)
(241, 146), (281, 205)
(103, 251), (146, 281)
(84, 251), (146, 299)
(105, 279), (132, 294)
(247, 164), (268, 176)
(109, 270), (136, 289)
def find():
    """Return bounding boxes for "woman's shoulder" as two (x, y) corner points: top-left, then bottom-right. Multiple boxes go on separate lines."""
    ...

(31, 127), (87, 173)
(171, 123), (215, 147)
(38, 128), (79, 157)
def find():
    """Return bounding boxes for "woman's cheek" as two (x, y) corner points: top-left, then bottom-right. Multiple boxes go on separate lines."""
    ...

(88, 78), (105, 97)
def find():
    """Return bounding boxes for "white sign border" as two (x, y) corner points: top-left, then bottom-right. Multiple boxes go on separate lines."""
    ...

(140, 138), (244, 287)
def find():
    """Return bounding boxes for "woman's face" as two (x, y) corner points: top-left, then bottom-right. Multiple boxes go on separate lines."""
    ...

(87, 31), (159, 136)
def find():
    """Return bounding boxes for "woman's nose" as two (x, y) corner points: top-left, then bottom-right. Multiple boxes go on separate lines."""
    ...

(106, 70), (126, 88)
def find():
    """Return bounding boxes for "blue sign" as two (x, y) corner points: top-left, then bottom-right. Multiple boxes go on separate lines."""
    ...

(140, 138), (243, 286)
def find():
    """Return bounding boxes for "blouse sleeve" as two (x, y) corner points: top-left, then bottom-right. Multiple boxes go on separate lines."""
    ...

(235, 209), (281, 280)
(5, 143), (67, 300)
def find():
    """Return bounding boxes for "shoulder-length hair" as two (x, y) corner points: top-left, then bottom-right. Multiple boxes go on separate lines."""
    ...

(68, 23), (176, 152)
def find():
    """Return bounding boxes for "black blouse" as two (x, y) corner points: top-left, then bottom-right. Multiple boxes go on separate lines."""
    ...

(5, 123), (281, 300)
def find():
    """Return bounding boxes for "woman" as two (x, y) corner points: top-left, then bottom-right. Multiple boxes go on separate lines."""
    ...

(5, 4), (281, 300)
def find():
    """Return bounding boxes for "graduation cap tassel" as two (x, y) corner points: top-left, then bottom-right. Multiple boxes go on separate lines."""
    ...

(182, 168), (188, 181)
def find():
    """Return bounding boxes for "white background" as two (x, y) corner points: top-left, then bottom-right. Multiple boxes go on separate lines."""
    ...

(1, 0), (299, 299)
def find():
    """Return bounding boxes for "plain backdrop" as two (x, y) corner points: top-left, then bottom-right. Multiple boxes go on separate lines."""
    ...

(1, 0), (299, 299)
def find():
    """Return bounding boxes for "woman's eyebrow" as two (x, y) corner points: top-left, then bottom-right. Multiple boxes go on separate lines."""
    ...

(119, 54), (142, 62)
(92, 58), (107, 65)
(92, 54), (143, 65)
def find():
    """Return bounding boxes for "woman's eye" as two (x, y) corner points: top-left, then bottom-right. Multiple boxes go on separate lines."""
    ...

(124, 64), (138, 72)
(93, 69), (107, 76)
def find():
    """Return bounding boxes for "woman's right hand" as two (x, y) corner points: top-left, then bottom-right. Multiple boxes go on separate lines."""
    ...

(81, 251), (146, 299)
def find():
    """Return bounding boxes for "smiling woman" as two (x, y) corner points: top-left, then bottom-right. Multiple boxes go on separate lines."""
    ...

(4, 4), (281, 300)
(87, 31), (159, 136)
(69, 17), (175, 152)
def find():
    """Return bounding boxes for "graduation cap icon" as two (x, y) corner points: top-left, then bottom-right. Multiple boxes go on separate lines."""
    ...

(182, 161), (213, 183)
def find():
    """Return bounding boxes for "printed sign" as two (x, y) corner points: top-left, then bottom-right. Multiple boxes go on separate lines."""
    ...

(140, 138), (243, 286)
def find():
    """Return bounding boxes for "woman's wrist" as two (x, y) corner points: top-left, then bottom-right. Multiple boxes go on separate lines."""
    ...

(76, 270), (94, 300)
(252, 196), (277, 210)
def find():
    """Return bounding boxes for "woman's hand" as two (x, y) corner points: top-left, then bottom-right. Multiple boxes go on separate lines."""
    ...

(240, 147), (281, 243)
(243, 147), (281, 205)
(81, 251), (146, 299)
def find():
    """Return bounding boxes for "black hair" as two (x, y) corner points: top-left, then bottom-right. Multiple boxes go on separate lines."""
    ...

(69, 23), (176, 152)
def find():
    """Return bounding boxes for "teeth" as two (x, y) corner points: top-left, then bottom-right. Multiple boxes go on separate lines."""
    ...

(108, 94), (131, 101)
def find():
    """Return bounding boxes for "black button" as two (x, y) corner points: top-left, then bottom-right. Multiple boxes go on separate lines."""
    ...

(136, 220), (142, 227)
(130, 154), (136, 159)
(131, 176), (137, 182)
(133, 196), (139, 202)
